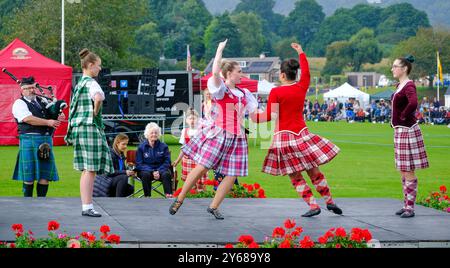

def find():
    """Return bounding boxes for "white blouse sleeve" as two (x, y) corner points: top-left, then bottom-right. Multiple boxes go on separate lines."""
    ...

(243, 88), (258, 113)
(207, 76), (225, 100)
(87, 80), (105, 101)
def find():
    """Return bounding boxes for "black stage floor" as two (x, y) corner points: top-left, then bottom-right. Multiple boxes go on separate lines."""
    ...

(0, 197), (449, 248)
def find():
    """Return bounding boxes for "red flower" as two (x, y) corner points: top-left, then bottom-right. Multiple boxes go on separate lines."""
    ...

(254, 183), (261, 190)
(318, 236), (328, 244)
(11, 224), (23, 233)
(361, 229), (372, 241)
(214, 180), (219, 187)
(100, 225), (110, 234)
(335, 227), (347, 238)
(189, 189), (197, 195)
(47, 221), (60, 231)
(80, 232), (90, 239)
(88, 234), (96, 243)
(350, 229), (362, 243)
(284, 219), (296, 229)
(107, 234), (121, 244)
(9, 243), (16, 248)
(272, 227), (286, 238)
(335, 244), (342, 248)
(258, 189), (266, 198)
(238, 235), (254, 245)
(440, 185), (447, 194)
(248, 242), (260, 248)
(299, 236), (315, 248)
(225, 244), (234, 248)
(279, 239), (291, 248)
(247, 185), (254, 192)
(324, 231), (334, 239)
(204, 180), (214, 186)
(432, 192), (440, 198)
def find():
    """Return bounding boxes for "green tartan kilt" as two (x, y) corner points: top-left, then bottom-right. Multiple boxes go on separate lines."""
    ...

(13, 134), (59, 182)
(71, 125), (113, 175)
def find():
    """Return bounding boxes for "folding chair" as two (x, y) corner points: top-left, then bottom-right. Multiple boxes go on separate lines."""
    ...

(126, 150), (178, 198)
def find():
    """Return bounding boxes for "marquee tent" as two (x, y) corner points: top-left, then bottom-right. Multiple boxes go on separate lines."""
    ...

(323, 82), (370, 108)
(0, 38), (72, 145)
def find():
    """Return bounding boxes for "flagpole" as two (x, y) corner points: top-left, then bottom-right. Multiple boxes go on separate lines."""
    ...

(61, 0), (65, 64)
(437, 51), (440, 102)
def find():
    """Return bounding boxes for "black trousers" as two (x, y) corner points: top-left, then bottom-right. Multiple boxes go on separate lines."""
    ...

(110, 174), (134, 197)
(138, 170), (173, 197)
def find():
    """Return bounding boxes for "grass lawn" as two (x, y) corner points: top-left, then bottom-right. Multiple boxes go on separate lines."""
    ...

(1, 121), (449, 200)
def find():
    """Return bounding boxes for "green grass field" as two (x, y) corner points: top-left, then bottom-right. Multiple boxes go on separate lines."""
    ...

(1, 121), (449, 200)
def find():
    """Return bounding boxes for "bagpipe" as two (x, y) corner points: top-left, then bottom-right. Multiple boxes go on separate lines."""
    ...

(2, 68), (68, 120)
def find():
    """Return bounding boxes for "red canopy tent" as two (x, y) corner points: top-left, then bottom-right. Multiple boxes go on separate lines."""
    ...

(0, 38), (72, 145)
(200, 73), (258, 92)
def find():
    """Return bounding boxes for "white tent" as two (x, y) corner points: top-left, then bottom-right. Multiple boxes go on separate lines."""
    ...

(323, 82), (370, 108)
(257, 79), (275, 95)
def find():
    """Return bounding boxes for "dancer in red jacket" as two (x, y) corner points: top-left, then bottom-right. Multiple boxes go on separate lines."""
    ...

(252, 43), (342, 217)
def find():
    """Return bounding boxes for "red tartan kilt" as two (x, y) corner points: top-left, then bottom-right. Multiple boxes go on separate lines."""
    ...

(394, 124), (429, 171)
(181, 155), (209, 183)
(262, 128), (340, 176)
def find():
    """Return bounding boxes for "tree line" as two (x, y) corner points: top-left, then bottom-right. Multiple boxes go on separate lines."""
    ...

(0, 0), (447, 82)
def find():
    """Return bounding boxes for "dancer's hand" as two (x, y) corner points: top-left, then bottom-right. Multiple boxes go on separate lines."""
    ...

(217, 39), (228, 52)
(172, 161), (179, 167)
(291, 43), (304, 54)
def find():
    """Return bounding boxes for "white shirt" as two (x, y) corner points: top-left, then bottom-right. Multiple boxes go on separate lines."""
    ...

(83, 75), (105, 101)
(12, 97), (34, 123)
(179, 128), (198, 145)
(207, 77), (258, 113)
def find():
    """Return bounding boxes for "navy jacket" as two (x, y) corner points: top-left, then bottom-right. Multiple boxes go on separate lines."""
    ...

(108, 148), (127, 177)
(136, 139), (171, 174)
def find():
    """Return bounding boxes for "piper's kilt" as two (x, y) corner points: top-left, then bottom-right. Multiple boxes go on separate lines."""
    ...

(182, 125), (248, 177)
(394, 124), (429, 172)
(71, 125), (114, 174)
(13, 134), (59, 182)
(262, 128), (340, 176)
(181, 155), (209, 182)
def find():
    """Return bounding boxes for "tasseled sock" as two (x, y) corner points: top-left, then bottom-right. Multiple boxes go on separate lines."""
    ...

(311, 172), (334, 205)
(404, 178), (418, 212)
(36, 183), (49, 197)
(290, 173), (319, 209)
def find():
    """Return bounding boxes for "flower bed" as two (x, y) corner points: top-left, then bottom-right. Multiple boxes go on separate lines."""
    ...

(417, 185), (450, 213)
(0, 221), (121, 248)
(226, 218), (374, 248)
(173, 180), (266, 198)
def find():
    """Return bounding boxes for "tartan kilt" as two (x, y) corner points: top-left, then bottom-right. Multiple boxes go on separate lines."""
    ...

(71, 125), (114, 174)
(262, 128), (340, 176)
(13, 134), (59, 182)
(182, 125), (248, 177)
(394, 124), (429, 171)
(181, 155), (209, 182)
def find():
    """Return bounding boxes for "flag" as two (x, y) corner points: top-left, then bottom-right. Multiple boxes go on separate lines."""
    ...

(186, 45), (192, 72)
(437, 51), (443, 84)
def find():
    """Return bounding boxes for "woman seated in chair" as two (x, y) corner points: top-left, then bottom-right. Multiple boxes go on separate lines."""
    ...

(93, 133), (135, 197)
(136, 122), (173, 198)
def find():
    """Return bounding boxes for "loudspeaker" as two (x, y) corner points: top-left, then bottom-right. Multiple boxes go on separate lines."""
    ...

(103, 94), (119, 114)
(140, 95), (155, 114)
(128, 94), (140, 114)
(141, 68), (158, 95)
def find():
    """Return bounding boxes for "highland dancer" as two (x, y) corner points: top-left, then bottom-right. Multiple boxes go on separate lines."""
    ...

(390, 55), (429, 218)
(169, 39), (258, 219)
(252, 43), (342, 217)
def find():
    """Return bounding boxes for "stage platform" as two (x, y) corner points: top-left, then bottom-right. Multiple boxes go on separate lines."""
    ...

(0, 197), (449, 248)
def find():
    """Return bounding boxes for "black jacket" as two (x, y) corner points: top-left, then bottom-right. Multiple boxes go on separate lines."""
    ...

(108, 148), (127, 177)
